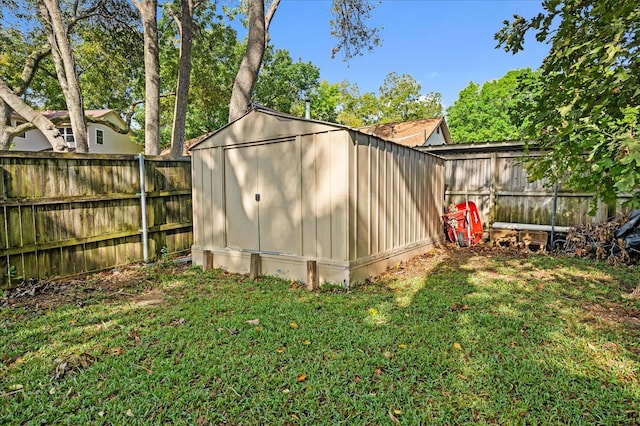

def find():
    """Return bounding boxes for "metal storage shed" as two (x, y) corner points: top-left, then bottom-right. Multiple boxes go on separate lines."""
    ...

(190, 106), (445, 286)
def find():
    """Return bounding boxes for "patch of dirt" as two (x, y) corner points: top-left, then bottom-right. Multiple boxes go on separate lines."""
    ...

(370, 243), (530, 284)
(0, 260), (190, 312)
(132, 290), (166, 307)
(583, 302), (640, 329)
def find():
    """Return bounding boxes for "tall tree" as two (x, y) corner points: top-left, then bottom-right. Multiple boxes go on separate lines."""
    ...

(446, 68), (539, 143)
(37, 0), (88, 152)
(378, 72), (442, 123)
(228, 0), (380, 122)
(228, 0), (274, 122)
(150, 5), (241, 149)
(1, 0), (140, 151)
(0, 9), (59, 150)
(496, 0), (640, 207)
(173, 21), (240, 140)
(132, 0), (161, 155)
(167, 0), (197, 158)
(74, 4), (144, 117)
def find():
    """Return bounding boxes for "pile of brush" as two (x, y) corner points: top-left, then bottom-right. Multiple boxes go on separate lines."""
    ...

(562, 210), (640, 265)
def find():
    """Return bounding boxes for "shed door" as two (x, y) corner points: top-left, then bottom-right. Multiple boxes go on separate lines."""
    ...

(224, 139), (301, 255)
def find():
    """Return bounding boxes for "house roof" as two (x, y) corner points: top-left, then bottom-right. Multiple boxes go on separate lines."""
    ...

(358, 117), (452, 147)
(41, 109), (113, 120)
(160, 132), (213, 156)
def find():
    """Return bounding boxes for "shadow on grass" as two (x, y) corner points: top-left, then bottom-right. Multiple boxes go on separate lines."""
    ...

(1, 249), (638, 424)
(370, 246), (640, 424)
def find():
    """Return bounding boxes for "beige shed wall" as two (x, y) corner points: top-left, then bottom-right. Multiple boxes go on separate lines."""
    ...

(191, 111), (445, 286)
(347, 133), (445, 283)
(191, 129), (353, 284)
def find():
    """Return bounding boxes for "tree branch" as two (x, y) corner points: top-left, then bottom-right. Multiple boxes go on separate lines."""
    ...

(264, 0), (280, 44)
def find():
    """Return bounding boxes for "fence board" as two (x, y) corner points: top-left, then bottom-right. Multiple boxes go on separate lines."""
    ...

(421, 143), (631, 230)
(0, 152), (192, 288)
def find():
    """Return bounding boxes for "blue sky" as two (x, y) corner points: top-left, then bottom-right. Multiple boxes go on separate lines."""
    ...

(266, 0), (550, 108)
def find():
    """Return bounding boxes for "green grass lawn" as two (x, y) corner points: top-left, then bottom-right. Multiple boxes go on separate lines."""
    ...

(1, 247), (639, 425)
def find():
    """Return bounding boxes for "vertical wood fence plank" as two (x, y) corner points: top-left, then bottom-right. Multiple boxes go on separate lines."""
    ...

(0, 153), (192, 289)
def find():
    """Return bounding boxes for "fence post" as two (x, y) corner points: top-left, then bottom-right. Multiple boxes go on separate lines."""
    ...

(203, 250), (213, 271)
(137, 153), (149, 262)
(489, 153), (498, 227)
(249, 253), (260, 279)
(306, 260), (318, 291)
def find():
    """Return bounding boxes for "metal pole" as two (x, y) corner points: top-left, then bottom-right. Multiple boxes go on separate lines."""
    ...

(138, 153), (149, 262)
(551, 183), (558, 250)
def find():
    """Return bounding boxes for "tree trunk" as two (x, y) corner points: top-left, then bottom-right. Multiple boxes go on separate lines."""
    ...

(169, 0), (195, 158)
(0, 99), (11, 150)
(228, 0), (267, 122)
(14, 44), (51, 96)
(38, 0), (88, 153)
(133, 0), (161, 155)
(0, 80), (66, 151)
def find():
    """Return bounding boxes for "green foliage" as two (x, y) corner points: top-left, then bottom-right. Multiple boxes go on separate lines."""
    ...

(338, 72), (443, 127)
(252, 47), (320, 115)
(298, 80), (345, 123)
(446, 68), (539, 143)
(0, 2), (49, 95)
(160, 245), (169, 262)
(0, 0), (142, 144)
(378, 72), (442, 123)
(496, 0), (640, 207)
(7, 264), (23, 281)
(75, 17), (144, 113)
(330, 0), (382, 60)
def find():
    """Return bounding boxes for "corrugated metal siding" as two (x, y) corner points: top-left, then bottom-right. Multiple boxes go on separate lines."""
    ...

(299, 131), (349, 261)
(193, 132), (351, 263)
(192, 147), (224, 248)
(191, 112), (445, 284)
(350, 133), (444, 261)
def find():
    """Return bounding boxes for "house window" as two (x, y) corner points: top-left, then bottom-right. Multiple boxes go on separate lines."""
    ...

(60, 127), (75, 148)
(96, 128), (104, 145)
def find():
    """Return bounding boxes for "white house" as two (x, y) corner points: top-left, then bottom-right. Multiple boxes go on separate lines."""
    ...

(10, 109), (141, 154)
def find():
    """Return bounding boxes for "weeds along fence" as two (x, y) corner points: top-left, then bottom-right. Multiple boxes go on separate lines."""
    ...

(0, 152), (192, 289)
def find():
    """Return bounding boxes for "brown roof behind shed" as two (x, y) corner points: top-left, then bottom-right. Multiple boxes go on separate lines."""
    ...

(358, 117), (451, 147)
(160, 132), (213, 156)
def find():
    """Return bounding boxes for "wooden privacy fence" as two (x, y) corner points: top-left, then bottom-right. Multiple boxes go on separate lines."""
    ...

(0, 152), (192, 288)
(420, 142), (630, 229)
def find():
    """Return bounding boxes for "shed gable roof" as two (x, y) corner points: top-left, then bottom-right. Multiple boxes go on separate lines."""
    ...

(190, 106), (346, 150)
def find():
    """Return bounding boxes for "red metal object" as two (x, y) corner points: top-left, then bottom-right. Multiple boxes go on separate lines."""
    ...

(442, 201), (483, 247)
